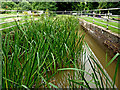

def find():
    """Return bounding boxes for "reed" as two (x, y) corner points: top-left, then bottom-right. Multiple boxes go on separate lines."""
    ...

(2, 15), (119, 89)
(59, 42), (120, 89)
(2, 15), (84, 88)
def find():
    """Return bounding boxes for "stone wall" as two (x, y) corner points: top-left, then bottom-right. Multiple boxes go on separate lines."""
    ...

(79, 18), (120, 53)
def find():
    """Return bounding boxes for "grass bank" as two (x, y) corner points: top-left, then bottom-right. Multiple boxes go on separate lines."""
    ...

(79, 16), (119, 34)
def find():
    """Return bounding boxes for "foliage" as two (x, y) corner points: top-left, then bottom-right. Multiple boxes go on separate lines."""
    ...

(1, 2), (17, 10)
(18, 1), (32, 10)
(32, 2), (57, 11)
(0, 2), (119, 14)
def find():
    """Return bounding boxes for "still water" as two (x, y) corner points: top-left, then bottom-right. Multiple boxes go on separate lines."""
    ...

(83, 29), (119, 88)
(46, 28), (119, 88)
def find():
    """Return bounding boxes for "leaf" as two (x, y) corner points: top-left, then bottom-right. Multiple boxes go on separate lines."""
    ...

(113, 55), (120, 89)
(106, 53), (119, 67)
(21, 85), (30, 90)
(48, 82), (58, 88)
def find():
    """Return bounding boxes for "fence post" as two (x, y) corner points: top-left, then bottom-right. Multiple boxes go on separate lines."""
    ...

(81, 11), (82, 17)
(93, 11), (95, 24)
(62, 11), (64, 15)
(70, 11), (71, 15)
(17, 10), (19, 25)
(99, 10), (101, 18)
(32, 11), (33, 20)
(17, 10), (18, 18)
(0, 31), (2, 90)
(107, 10), (109, 30)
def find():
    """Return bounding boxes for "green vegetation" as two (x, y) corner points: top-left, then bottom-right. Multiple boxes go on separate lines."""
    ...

(0, 2), (119, 14)
(2, 15), (84, 88)
(1, 15), (120, 89)
(79, 16), (120, 34)
(0, 1), (120, 89)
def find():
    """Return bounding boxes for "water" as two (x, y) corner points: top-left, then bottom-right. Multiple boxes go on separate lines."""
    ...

(48, 71), (74, 88)
(81, 28), (119, 88)
(43, 28), (119, 88)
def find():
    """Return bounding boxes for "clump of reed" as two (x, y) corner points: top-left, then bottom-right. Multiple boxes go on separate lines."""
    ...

(2, 15), (84, 88)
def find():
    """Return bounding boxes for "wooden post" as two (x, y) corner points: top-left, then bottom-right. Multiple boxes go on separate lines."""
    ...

(0, 33), (1, 89)
(17, 10), (19, 25)
(93, 11), (95, 24)
(107, 10), (109, 29)
(62, 11), (64, 15)
(17, 10), (18, 17)
(17, 6), (18, 20)
(99, 10), (101, 18)
(81, 11), (82, 17)
(32, 11), (34, 20)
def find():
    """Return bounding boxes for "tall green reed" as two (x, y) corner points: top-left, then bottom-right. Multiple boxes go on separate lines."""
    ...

(2, 15), (84, 88)
(62, 42), (120, 89)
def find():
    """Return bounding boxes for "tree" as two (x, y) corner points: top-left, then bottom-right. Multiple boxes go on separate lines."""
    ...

(98, 2), (108, 9)
(56, 2), (73, 11)
(18, 1), (32, 10)
(32, 2), (57, 11)
(1, 2), (17, 10)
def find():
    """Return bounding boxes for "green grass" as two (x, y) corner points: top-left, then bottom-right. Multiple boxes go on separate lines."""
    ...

(0, 14), (20, 17)
(1, 15), (120, 89)
(0, 14), (34, 29)
(79, 16), (120, 34)
(110, 16), (120, 19)
(0, 14), (25, 23)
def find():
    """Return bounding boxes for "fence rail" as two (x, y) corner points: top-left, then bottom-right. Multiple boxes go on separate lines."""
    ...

(0, 21), (31, 31)
(79, 8), (120, 30)
(0, 8), (119, 31)
(82, 8), (120, 11)
(0, 10), (38, 31)
(0, 15), (31, 19)
(0, 18), (32, 25)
